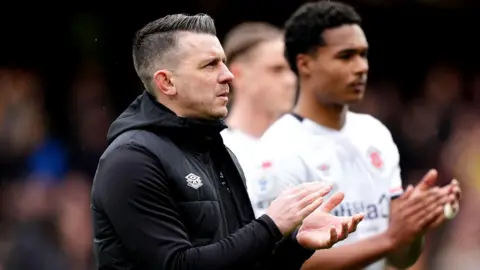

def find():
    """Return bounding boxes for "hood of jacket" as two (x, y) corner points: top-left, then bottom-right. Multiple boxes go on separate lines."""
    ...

(107, 91), (227, 145)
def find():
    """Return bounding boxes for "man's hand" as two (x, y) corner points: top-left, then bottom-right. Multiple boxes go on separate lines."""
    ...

(387, 169), (449, 247)
(296, 192), (364, 250)
(409, 169), (461, 228)
(427, 178), (461, 228)
(267, 182), (333, 235)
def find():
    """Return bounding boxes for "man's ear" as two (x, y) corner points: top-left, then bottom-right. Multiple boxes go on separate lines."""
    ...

(153, 69), (176, 96)
(296, 53), (314, 77)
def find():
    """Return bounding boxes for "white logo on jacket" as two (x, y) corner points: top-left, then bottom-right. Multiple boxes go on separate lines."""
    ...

(185, 173), (203, 189)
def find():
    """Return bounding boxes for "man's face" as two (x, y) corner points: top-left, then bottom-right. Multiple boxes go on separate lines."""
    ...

(304, 24), (369, 105)
(233, 38), (297, 116)
(170, 32), (233, 120)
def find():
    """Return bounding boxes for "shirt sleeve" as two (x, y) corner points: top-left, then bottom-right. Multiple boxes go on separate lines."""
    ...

(366, 114), (404, 200)
(92, 144), (312, 270)
(390, 164), (403, 199)
(376, 120), (403, 199)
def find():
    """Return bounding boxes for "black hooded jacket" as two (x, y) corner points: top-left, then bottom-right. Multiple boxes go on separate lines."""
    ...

(91, 91), (314, 270)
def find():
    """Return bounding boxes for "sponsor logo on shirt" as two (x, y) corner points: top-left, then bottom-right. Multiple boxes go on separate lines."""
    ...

(332, 194), (390, 221)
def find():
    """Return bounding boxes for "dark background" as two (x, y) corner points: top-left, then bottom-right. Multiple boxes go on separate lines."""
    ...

(0, 1), (479, 269)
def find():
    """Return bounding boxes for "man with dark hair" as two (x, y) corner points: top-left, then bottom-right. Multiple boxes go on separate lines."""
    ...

(220, 22), (297, 213)
(91, 13), (363, 270)
(249, 1), (462, 270)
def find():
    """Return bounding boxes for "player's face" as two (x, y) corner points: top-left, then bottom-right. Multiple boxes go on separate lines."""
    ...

(171, 33), (234, 120)
(233, 38), (297, 116)
(309, 24), (369, 105)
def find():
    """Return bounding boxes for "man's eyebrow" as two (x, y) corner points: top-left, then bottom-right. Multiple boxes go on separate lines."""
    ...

(203, 56), (227, 63)
(335, 47), (369, 55)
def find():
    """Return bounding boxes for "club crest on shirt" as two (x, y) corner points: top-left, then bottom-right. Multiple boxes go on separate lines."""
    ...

(316, 163), (330, 176)
(367, 146), (383, 170)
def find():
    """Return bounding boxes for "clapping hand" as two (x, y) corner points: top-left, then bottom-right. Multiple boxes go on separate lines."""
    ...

(296, 192), (364, 249)
(411, 169), (461, 228)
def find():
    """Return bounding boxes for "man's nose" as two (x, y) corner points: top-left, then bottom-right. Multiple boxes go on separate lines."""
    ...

(219, 64), (234, 84)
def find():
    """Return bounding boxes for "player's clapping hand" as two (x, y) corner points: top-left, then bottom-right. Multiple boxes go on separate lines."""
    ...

(296, 192), (364, 249)
(267, 182), (333, 236)
(387, 169), (450, 246)
(412, 170), (461, 228)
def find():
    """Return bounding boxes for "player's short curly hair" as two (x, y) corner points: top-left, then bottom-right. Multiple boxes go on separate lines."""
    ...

(284, 1), (362, 74)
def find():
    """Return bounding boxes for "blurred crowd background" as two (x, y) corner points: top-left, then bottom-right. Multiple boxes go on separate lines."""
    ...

(0, 1), (479, 269)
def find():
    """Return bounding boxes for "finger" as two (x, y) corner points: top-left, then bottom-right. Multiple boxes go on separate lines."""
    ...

(286, 182), (330, 202)
(454, 187), (461, 200)
(283, 182), (309, 195)
(429, 185), (455, 205)
(448, 194), (457, 204)
(427, 209), (445, 229)
(309, 183), (333, 197)
(429, 195), (451, 213)
(451, 180), (461, 200)
(438, 185), (451, 198)
(297, 189), (326, 211)
(432, 186), (453, 204)
(319, 192), (345, 213)
(452, 201), (460, 213)
(297, 196), (324, 219)
(419, 197), (445, 226)
(405, 188), (447, 218)
(290, 182), (332, 194)
(346, 216), (353, 229)
(426, 188), (450, 208)
(337, 220), (349, 240)
(416, 169), (438, 191)
(349, 214), (364, 232)
(449, 179), (459, 188)
(399, 185), (414, 201)
(329, 226), (338, 246)
(446, 181), (460, 194)
(420, 204), (444, 230)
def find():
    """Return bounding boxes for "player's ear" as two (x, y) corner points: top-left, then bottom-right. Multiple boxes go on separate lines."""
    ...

(153, 69), (177, 96)
(296, 53), (313, 77)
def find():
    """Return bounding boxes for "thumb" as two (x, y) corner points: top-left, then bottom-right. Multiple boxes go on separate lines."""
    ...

(319, 192), (345, 213)
(416, 169), (438, 191)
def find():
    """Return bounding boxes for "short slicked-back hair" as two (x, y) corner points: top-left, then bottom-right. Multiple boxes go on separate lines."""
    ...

(223, 22), (283, 65)
(284, 1), (362, 74)
(132, 13), (217, 93)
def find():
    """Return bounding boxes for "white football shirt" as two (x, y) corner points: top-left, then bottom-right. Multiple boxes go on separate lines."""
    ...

(249, 112), (403, 270)
(221, 128), (262, 197)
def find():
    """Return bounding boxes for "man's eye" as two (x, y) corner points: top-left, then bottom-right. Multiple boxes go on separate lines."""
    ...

(338, 54), (353, 60)
(203, 62), (216, 68)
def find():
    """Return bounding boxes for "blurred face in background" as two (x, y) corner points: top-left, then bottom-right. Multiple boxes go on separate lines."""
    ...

(0, 69), (45, 156)
(230, 38), (297, 116)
